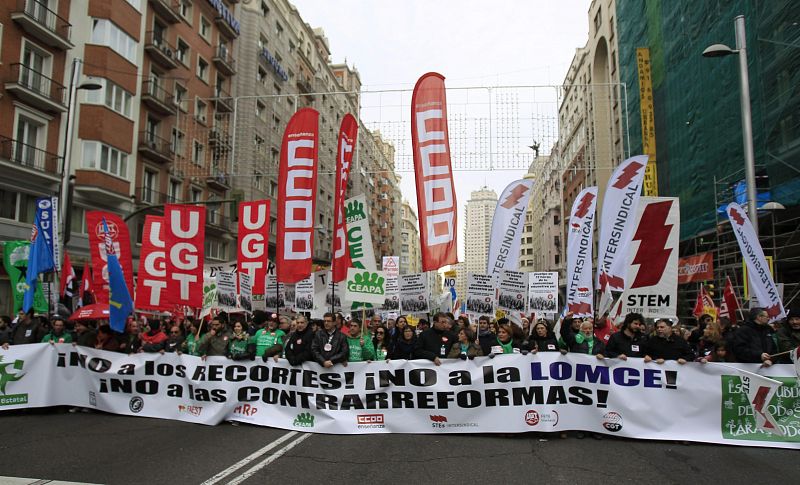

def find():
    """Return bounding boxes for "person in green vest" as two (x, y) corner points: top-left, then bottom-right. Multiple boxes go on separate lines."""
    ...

(251, 316), (285, 362)
(227, 320), (252, 360)
(41, 317), (73, 344)
(372, 325), (390, 361)
(182, 320), (204, 356)
(346, 319), (375, 362)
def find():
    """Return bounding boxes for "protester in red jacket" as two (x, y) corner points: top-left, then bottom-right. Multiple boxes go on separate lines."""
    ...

(140, 319), (168, 352)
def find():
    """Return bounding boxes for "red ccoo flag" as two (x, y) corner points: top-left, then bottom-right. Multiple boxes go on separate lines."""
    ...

(719, 276), (741, 325)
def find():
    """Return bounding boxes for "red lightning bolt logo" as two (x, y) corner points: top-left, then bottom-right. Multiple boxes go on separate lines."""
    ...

(729, 207), (746, 226)
(500, 184), (530, 209)
(751, 386), (777, 429)
(573, 192), (595, 218)
(630, 201), (674, 289)
(612, 161), (644, 189)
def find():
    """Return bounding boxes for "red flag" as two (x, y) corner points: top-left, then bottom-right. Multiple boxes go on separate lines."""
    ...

(276, 107), (319, 284)
(332, 113), (358, 283)
(86, 211), (133, 303)
(411, 72), (458, 271)
(693, 284), (718, 319)
(164, 204), (206, 307)
(59, 252), (76, 297)
(719, 276), (741, 325)
(79, 262), (93, 306)
(135, 215), (169, 311)
(238, 200), (270, 294)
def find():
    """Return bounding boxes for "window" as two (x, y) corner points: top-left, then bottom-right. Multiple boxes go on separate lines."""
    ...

(256, 101), (266, 121)
(124, 0), (141, 11)
(197, 56), (209, 82)
(254, 171), (264, 192)
(258, 68), (267, 85)
(176, 39), (189, 65)
(142, 169), (157, 203)
(0, 23), (4, 64)
(199, 16), (211, 42)
(260, 1), (269, 17)
(20, 41), (51, 92)
(594, 8), (602, 32)
(275, 21), (283, 37)
(82, 141), (129, 178)
(14, 113), (46, 168)
(190, 187), (202, 203)
(269, 180), (277, 197)
(192, 140), (205, 165)
(255, 135), (265, 153)
(258, 35), (267, 51)
(553, 215), (560, 225)
(0, 189), (37, 223)
(205, 239), (228, 260)
(272, 114), (280, 132)
(85, 79), (132, 118)
(195, 99), (207, 123)
(70, 207), (88, 235)
(168, 179), (182, 202)
(179, 0), (192, 22)
(174, 83), (188, 111)
(171, 128), (185, 155)
(91, 19), (137, 63)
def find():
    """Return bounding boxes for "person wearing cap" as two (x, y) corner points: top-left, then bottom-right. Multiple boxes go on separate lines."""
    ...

(775, 308), (800, 364)
(643, 319), (695, 364)
(74, 320), (98, 348)
(251, 315), (285, 361)
(346, 318), (376, 363)
(198, 315), (231, 359)
(284, 315), (315, 365)
(413, 312), (457, 365)
(605, 313), (646, 360)
(41, 316), (73, 344)
(732, 308), (778, 366)
(312, 312), (349, 368)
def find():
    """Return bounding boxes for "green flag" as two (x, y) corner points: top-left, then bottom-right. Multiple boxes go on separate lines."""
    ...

(2, 241), (48, 314)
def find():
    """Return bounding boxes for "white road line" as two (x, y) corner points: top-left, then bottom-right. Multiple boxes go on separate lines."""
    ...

(199, 431), (301, 485)
(225, 432), (312, 485)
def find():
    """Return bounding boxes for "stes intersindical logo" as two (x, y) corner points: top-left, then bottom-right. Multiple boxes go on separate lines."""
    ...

(0, 357), (27, 406)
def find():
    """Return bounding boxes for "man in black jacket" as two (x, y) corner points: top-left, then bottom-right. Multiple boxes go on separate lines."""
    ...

(285, 315), (314, 365)
(606, 313), (646, 360)
(311, 312), (349, 368)
(643, 319), (695, 364)
(413, 312), (457, 365)
(732, 307), (778, 366)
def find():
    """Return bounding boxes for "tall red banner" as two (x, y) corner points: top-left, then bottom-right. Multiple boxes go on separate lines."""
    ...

(411, 72), (458, 271)
(332, 113), (358, 283)
(238, 200), (270, 294)
(135, 215), (168, 311)
(276, 108), (319, 284)
(164, 204), (206, 307)
(86, 211), (133, 303)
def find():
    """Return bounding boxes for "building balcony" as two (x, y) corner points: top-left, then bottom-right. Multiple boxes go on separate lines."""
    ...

(207, 166), (230, 191)
(148, 0), (181, 24)
(0, 135), (62, 182)
(141, 79), (177, 116)
(11, 0), (73, 50)
(214, 14), (239, 40)
(213, 85), (233, 112)
(138, 131), (174, 164)
(206, 209), (231, 230)
(136, 186), (170, 206)
(4, 63), (67, 113)
(74, 169), (131, 205)
(144, 31), (179, 70)
(208, 127), (231, 148)
(212, 45), (236, 76)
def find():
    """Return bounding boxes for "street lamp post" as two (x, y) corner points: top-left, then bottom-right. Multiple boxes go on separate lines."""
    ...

(703, 15), (758, 235)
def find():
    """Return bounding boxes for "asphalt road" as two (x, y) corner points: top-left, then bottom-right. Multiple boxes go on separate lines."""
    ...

(0, 409), (796, 485)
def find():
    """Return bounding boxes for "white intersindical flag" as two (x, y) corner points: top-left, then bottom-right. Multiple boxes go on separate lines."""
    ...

(486, 179), (535, 277)
(566, 187), (598, 317)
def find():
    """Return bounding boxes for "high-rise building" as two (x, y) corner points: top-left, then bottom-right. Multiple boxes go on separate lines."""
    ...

(463, 186), (497, 279)
(399, 200), (420, 275)
(520, 151), (563, 276)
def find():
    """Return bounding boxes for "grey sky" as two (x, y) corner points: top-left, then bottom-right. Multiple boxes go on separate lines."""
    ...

(291, 0), (591, 262)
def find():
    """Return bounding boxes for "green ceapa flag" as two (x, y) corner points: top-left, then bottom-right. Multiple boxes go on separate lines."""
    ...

(2, 241), (48, 314)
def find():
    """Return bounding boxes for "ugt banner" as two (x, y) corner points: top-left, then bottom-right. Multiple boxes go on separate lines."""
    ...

(487, 179), (535, 277)
(86, 211), (133, 303)
(332, 113), (358, 283)
(277, 107), (319, 284)
(238, 200), (270, 294)
(596, 155), (648, 292)
(619, 197), (680, 319)
(2, 344), (797, 449)
(566, 187), (598, 317)
(726, 202), (785, 322)
(164, 204), (206, 308)
(135, 215), (168, 311)
(411, 72), (458, 272)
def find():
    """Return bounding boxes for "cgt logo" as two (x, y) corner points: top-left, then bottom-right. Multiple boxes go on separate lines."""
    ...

(602, 411), (623, 432)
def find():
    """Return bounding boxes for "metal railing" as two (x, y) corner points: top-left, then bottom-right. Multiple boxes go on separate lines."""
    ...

(214, 45), (236, 71)
(9, 63), (66, 105)
(0, 134), (61, 173)
(139, 130), (174, 158)
(144, 31), (176, 61)
(16, 0), (72, 42)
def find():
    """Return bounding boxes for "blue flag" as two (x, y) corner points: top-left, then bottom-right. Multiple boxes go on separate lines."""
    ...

(103, 218), (133, 332)
(23, 210), (55, 312)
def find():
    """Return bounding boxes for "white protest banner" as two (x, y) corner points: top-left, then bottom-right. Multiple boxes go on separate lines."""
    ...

(215, 272), (237, 312)
(239, 273), (252, 314)
(620, 197), (680, 319)
(382, 256), (400, 313)
(382, 256), (399, 278)
(497, 270), (528, 313)
(528, 272), (558, 316)
(264, 275), (286, 313)
(2, 344), (797, 449)
(345, 269), (387, 305)
(345, 195), (377, 271)
(466, 273), (494, 318)
(487, 179), (535, 277)
(284, 284), (296, 311)
(295, 276), (314, 312)
(399, 273), (429, 314)
(566, 187), (598, 317)
(727, 202), (786, 322)
(318, 271), (341, 317)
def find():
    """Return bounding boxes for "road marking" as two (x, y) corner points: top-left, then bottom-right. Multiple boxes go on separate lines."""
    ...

(199, 431), (301, 485)
(225, 432), (312, 485)
(0, 479), (101, 485)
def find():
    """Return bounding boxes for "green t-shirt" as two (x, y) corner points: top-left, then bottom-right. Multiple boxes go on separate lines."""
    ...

(228, 333), (250, 358)
(42, 332), (73, 344)
(184, 333), (202, 356)
(346, 335), (375, 362)
(251, 328), (285, 357)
